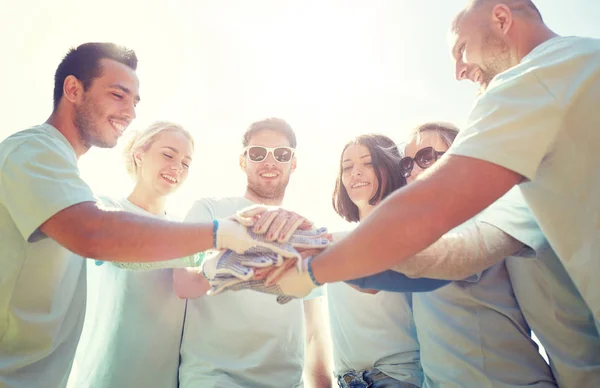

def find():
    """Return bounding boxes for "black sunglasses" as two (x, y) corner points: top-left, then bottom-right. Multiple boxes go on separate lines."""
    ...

(399, 147), (445, 178)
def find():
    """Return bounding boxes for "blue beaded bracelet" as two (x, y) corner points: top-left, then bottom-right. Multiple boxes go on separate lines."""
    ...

(307, 256), (322, 286)
(212, 219), (219, 248)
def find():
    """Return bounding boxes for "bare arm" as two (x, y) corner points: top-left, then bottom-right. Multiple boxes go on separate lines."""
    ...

(173, 267), (211, 299)
(394, 220), (524, 280)
(310, 155), (523, 283)
(40, 202), (214, 262)
(303, 298), (333, 388)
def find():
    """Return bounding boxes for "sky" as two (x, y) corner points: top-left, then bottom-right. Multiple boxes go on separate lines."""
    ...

(2, 0), (599, 230)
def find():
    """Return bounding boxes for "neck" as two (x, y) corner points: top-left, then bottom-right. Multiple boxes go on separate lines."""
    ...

(358, 204), (375, 221)
(515, 25), (558, 63)
(127, 183), (166, 215)
(244, 188), (284, 206)
(46, 107), (89, 158)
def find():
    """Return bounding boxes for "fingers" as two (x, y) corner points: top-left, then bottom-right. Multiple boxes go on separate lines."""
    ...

(298, 219), (314, 230)
(253, 267), (276, 280)
(276, 215), (305, 243)
(237, 204), (271, 218)
(263, 211), (291, 240)
(265, 258), (298, 285)
(252, 209), (314, 241)
(252, 210), (279, 234)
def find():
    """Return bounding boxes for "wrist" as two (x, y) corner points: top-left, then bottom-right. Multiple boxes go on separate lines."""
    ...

(306, 256), (322, 286)
(212, 219), (219, 248)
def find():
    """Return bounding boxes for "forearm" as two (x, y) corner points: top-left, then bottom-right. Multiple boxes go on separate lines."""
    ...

(309, 156), (520, 284)
(110, 252), (205, 271)
(41, 202), (214, 262)
(394, 221), (523, 280)
(311, 180), (456, 283)
(345, 271), (450, 292)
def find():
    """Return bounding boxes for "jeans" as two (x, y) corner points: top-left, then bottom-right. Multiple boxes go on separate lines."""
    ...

(337, 368), (419, 388)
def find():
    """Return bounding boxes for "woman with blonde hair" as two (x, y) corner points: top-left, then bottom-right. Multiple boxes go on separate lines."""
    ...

(68, 121), (199, 388)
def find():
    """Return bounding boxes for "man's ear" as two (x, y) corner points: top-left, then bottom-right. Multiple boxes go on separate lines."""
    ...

(63, 75), (84, 104)
(290, 157), (297, 173)
(239, 154), (247, 171)
(491, 4), (513, 36)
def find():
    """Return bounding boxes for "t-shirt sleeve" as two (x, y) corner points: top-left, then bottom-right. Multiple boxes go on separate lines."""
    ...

(184, 198), (215, 223)
(345, 271), (450, 293)
(447, 69), (562, 181)
(477, 187), (546, 255)
(0, 137), (96, 242)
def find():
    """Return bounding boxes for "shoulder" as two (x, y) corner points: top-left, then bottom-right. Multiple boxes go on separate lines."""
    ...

(190, 196), (253, 217)
(96, 196), (128, 211)
(0, 124), (76, 168)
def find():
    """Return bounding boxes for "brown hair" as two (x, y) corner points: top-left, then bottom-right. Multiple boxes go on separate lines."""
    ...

(242, 118), (297, 148)
(332, 134), (406, 223)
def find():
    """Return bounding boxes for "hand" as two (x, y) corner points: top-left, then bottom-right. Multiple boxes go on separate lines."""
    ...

(264, 248), (323, 284)
(201, 249), (283, 282)
(266, 258), (319, 299)
(214, 219), (300, 259)
(235, 205), (314, 242)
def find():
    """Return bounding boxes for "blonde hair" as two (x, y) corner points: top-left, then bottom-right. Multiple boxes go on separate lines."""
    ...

(409, 121), (460, 148)
(122, 121), (194, 178)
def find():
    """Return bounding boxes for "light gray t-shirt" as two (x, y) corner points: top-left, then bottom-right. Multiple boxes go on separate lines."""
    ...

(327, 283), (422, 386)
(179, 197), (308, 388)
(0, 124), (96, 388)
(68, 198), (186, 388)
(447, 36), (600, 330)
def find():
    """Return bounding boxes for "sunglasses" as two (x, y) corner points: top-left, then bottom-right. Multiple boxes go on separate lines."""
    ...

(243, 146), (295, 163)
(400, 147), (445, 178)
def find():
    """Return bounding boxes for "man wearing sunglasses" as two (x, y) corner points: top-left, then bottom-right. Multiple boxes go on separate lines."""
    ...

(173, 118), (331, 388)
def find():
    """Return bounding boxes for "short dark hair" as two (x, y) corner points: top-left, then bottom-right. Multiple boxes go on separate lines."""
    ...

(242, 118), (297, 148)
(53, 42), (138, 110)
(332, 134), (406, 223)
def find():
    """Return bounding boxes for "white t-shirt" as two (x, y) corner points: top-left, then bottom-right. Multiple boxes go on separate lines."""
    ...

(327, 283), (422, 385)
(0, 124), (96, 388)
(179, 197), (309, 388)
(478, 187), (600, 387)
(447, 36), (600, 329)
(68, 198), (186, 388)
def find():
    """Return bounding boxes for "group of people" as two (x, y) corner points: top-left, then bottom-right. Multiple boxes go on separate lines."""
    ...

(1, 0), (600, 387)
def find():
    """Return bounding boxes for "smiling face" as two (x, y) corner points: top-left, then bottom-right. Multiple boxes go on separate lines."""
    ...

(404, 131), (451, 184)
(341, 144), (381, 210)
(240, 129), (296, 203)
(135, 130), (194, 197)
(449, 6), (514, 93)
(73, 58), (140, 149)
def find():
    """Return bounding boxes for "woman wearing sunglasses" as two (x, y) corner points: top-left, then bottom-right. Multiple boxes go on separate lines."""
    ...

(345, 122), (600, 386)
(68, 122), (200, 388)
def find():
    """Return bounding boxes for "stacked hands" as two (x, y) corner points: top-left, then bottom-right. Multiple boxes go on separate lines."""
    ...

(205, 205), (330, 304)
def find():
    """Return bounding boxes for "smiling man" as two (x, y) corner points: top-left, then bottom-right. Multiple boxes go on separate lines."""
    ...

(269, 0), (600, 335)
(174, 118), (331, 388)
(0, 43), (284, 388)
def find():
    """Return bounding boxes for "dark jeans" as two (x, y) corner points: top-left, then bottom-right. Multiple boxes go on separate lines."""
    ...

(337, 368), (419, 388)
